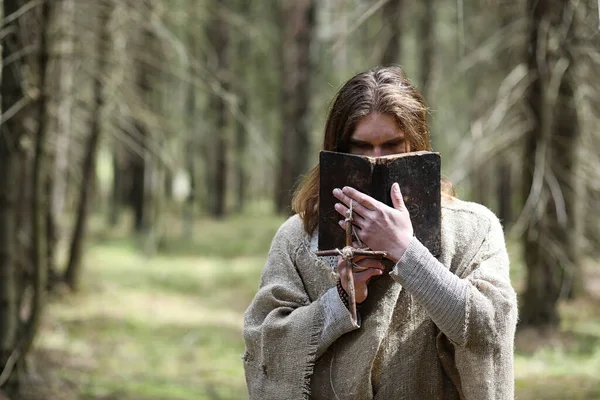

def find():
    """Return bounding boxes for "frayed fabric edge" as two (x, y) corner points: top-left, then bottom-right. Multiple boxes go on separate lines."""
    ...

(301, 300), (325, 398)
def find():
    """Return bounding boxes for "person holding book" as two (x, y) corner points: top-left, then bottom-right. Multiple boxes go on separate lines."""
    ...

(243, 65), (518, 399)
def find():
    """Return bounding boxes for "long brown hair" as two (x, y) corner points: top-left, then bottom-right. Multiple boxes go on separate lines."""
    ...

(292, 65), (454, 234)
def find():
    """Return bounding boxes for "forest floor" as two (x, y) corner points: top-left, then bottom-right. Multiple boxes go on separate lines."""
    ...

(20, 211), (600, 400)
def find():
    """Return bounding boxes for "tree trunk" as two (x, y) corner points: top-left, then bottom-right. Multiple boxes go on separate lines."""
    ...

(164, 169), (173, 200)
(0, 120), (19, 398)
(496, 161), (512, 226)
(45, 176), (58, 289)
(418, 0), (435, 99)
(214, 85), (228, 218)
(0, 147), (19, 397)
(130, 2), (160, 232)
(64, 0), (113, 290)
(131, 82), (151, 227)
(47, 0), (76, 288)
(494, 1), (520, 228)
(521, 0), (582, 327)
(471, 143), (490, 206)
(381, 0), (403, 65)
(276, 0), (315, 214)
(108, 143), (122, 226)
(20, 0), (52, 363)
(0, 0), (23, 394)
(235, 0), (250, 213)
(51, 0), (75, 229)
(131, 122), (148, 232)
(184, 143), (195, 235)
(235, 98), (248, 213)
(15, 149), (30, 320)
(184, 21), (196, 235)
(465, 0), (492, 209)
(207, 0), (230, 218)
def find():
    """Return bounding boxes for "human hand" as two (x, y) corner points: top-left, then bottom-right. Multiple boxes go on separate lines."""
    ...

(333, 183), (413, 263)
(337, 257), (384, 304)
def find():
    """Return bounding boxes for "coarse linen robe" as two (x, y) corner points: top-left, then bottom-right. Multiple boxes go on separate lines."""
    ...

(243, 197), (518, 399)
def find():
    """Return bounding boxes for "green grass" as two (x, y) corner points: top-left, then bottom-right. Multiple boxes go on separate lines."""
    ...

(30, 212), (600, 399)
(33, 212), (284, 400)
(513, 296), (600, 399)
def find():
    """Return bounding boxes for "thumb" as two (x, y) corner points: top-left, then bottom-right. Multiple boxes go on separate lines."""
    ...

(391, 182), (406, 210)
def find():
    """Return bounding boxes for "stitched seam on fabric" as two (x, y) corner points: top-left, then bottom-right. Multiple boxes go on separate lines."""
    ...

(464, 221), (511, 348)
(459, 287), (472, 347)
(294, 243), (313, 303)
(467, 224), (491, 265)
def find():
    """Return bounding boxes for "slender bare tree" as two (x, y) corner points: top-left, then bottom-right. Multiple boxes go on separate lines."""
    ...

(64, 0), (114, 290)
(418, 0), (435, 99)
(276, 0), (315, 214)
(381, 0), (403, 65)
(234, 0), (250, 213)
(183, 0), (198, 234)
(0, 0), (24, 394)
(51, 0), (75, 232)
(495, 1), (519, 228)
(206, 0), (230, 218)
(22, 0), (52, 358)
(1, 0), (52, 393)
(521, 0), (582, 326)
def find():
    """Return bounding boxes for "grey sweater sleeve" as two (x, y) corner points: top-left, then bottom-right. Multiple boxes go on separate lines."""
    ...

(389, 236), (469, 344)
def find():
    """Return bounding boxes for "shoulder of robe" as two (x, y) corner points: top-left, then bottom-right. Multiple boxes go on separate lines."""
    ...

(269, 214), (310, 255)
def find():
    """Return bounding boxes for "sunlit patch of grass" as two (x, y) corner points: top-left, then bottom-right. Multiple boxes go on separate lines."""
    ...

(34, 212), (282, 399)
(39, 254), (255, 399)
(515, 375), (600, 400)
(157, 213), (285, 258)
(88, 209), (286, 259)
(80, 244), (265, 309)
(488, 236), (600, 399)
(514, 296), (600, 400)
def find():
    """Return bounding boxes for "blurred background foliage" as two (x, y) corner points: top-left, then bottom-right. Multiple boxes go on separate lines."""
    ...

(0, 0), (599, 398)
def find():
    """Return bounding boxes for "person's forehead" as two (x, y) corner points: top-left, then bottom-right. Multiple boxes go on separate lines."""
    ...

(352, 113), (404, 138)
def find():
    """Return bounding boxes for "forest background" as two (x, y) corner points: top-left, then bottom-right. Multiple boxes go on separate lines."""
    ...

(0, 0), (600, 399)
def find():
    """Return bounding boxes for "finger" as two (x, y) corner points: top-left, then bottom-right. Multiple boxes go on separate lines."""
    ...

(350, 259), (385, 273)
(354, 267), (384, 284)
(390, 182), (407, 211)
(338, 219), (363, 232)
(337, 258), (350, 279)
(333, 188), (372, 216)
(353, 255), (367, 263)
(334, 202), (366, 225)
(355, 258), (385, 271)
(352, 241), (369, 250)
(341, 186), (379, 210)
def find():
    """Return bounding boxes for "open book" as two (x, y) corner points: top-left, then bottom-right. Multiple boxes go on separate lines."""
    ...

(318, 150), (442, 257)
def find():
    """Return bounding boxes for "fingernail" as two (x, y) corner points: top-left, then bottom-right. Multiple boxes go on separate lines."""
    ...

(393, 183), (399, 192)
(333, 188), (341, 196)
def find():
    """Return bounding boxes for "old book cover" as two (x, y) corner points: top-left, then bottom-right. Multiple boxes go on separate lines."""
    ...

(318, 150), (442, 257)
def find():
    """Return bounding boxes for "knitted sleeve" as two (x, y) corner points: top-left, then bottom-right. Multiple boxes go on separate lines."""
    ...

(390, 207), (517, 399)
